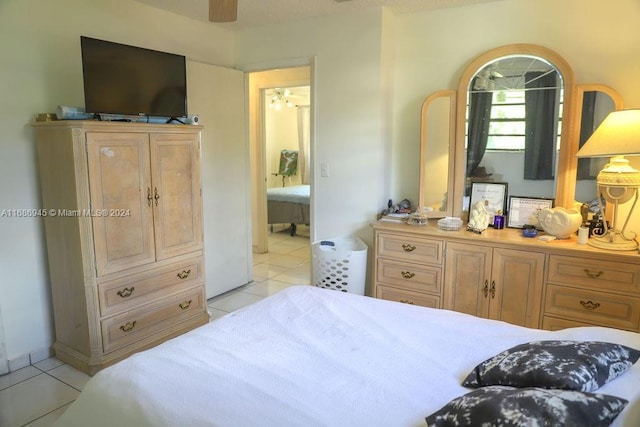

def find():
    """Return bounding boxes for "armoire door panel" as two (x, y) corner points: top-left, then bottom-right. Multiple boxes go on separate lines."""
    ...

(150, 133), (203, 260)
(87, 132), (155, 276)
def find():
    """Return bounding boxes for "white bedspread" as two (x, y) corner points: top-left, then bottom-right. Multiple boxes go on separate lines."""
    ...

(55, 286), (640, 427)
(266, 184), (310, 204)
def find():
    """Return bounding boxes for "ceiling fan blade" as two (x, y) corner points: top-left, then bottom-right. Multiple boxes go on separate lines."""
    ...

(209, 0), (237, 22)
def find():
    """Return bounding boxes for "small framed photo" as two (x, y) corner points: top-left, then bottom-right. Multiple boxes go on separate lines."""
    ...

(469, 182), (508, 222)
(507, 196), (554, 229)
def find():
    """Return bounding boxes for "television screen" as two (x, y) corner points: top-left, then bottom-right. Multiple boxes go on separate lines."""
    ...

(80, 36), (187, 118)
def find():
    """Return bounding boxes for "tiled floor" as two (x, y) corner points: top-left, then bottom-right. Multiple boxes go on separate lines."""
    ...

(0, 225), (311, 427)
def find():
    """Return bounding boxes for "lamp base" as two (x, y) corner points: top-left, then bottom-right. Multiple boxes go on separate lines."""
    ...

(588, 231), (639, 251)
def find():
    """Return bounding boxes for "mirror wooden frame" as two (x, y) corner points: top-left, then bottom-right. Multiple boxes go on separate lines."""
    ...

(452, 44), (576, 218)
(418, 90), (456, 218)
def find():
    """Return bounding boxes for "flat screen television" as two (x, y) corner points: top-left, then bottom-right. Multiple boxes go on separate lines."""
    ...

(80, 36), (187, 118)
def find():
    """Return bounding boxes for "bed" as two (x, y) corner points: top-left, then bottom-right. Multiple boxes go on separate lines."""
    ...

(55, 286), (640, 427)
(267, 184), (310, 236)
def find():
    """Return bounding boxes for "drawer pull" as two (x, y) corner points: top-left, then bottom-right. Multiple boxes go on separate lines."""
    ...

(116, 286), (135, 298)
(401, 271), (415, 279)
(147, 187), (153, 207)
(177, 269), (191, 279)
(490, 281), (496, 299)
(119, 321), (137, 332)
(483, 280), (489, 298)
(584, 269), (604, 279)
(179, 300), (192, 310)
(154, 187), (160, 206)
(402, 243), (416, 252)
(580, 300), (601, 311)
(399, 299), (414, 305)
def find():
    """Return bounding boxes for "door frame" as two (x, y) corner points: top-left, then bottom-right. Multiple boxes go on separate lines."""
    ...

(245, 60), (314, 253)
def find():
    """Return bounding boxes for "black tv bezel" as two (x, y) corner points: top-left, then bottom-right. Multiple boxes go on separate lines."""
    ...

(80, 36), (188, 118)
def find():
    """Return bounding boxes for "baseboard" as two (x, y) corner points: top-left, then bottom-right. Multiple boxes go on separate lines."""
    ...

(6, 346), (54, 373)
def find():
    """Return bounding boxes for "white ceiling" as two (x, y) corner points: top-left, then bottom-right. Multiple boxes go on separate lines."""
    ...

(133, 0), (504, 30)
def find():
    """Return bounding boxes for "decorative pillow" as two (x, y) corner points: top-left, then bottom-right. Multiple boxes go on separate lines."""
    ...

(426, 386), (628, 427)
(462, 340), (640, 392)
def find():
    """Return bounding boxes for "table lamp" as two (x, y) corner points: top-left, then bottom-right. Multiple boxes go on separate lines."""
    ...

(576, 108), (640, 251)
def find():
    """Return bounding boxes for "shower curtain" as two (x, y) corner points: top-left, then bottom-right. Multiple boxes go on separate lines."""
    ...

(297, 106), (310, 185)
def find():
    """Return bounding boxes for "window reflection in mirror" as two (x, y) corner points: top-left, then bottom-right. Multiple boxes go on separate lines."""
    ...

(464, 56), (563, 210)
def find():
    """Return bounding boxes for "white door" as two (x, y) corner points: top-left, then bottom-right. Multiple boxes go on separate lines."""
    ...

(0, 302), (8, 374)
(188, 61), (250, 299)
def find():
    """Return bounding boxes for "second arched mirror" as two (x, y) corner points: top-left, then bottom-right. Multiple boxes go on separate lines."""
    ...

(452, 44), (576, 218)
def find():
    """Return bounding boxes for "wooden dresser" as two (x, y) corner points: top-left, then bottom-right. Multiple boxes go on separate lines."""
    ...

(372, 221), (640, 332)
(35, 120), (210, 375)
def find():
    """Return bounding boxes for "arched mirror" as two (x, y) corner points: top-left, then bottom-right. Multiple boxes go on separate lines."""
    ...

(418, 90), (456, 218)
(572, 84), (624, 205)
(451, 44), (576, 218)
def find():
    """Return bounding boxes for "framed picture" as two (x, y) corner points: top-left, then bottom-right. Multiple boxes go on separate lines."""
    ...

(469, 182), (508, 223)
(507, 196), (554, 229)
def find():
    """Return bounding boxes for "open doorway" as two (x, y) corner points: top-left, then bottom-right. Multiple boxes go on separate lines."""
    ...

(248, 67), (311, 254)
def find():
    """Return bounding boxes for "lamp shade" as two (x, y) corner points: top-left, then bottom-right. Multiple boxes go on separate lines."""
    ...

(576, 109), (640, 158)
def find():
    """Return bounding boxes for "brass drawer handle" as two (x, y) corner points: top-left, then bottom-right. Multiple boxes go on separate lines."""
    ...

(147, 187), (153, 207)
(402, 243), (416, 252)
(119, 321), (137, 332)
(154, 187), (160, 206)
(399, 299), (414, 305)
(116, 287), (135, 298)
(490, 281), (496, 299)
(483, 280), (489, 298)
(401, 271), (415, 279)
(177, 269), (191, 280)
(580, 300), (601, 310)
(584, 269), (604, 279)
(179, 300), (192, 310)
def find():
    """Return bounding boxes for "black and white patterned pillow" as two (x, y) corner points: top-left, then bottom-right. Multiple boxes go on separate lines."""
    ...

(462, 340), (640, 392)
(426, 386), (628, 427)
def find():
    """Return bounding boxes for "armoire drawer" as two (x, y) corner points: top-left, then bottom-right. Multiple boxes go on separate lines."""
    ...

(547, 255), (640, 295)
(376, 258), (441, 294)
(376, 285), (440, 309)
(376, 232), (443, 265)
(544, 284), (640, 331)
(101, 287), (205, 354)
(98, 257), (204, 316)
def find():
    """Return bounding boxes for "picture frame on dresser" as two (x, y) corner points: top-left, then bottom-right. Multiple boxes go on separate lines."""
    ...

(469, 182), (508, 222)
(507, 196), (554, 229)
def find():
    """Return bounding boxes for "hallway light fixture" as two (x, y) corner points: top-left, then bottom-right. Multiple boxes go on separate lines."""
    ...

(269, 88), (294, 110)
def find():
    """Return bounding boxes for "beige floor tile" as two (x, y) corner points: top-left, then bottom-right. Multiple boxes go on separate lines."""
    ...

(252, 262), (289, 279)
(0, 373), (78, 427)
(208, 291), (264, 313)
(47, 364), (91, 391)
(32, 358), (64, 372)
(243, 279), (302, 297)
(23, 403), (72, 427)
(0, 366), (42, 392)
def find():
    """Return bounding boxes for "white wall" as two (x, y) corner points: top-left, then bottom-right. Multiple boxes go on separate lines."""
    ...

(0, 0), (235, 365)
(236, 7), (391, 246)
(391, 0), (640, 232)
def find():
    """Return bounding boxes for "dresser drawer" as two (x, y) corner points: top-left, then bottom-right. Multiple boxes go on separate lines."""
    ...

(541, 315), (599, 331)
(376, 258), (441, 294)
(101, 287), (205, 354)
(548, 255), (640, 295)
(376, 285), (440, 309)
(544, 284), (640, 331)
(377, 232), (443, 265)
(98, 257), (204, 316)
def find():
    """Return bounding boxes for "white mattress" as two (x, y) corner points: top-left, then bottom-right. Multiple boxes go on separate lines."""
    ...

(266, 184), (310, 204)
(55, 286), (640, 427)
